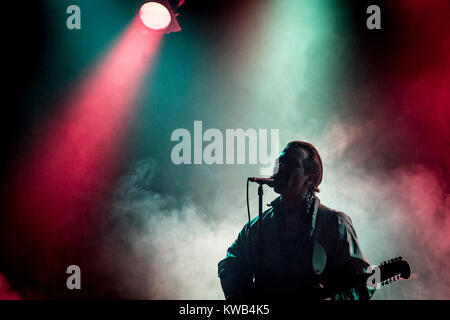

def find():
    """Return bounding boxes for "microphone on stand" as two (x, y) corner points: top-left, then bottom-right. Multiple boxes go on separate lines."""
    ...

(247, 176), (275, 290)
(248, 177), (275, 188)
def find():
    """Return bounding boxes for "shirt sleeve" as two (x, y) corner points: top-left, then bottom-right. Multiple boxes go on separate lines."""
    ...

(331, 214), (376, 300)
(218, 224), (254, 300)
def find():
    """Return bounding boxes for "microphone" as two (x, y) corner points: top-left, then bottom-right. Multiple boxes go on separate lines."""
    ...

(248, 177), (275, 187)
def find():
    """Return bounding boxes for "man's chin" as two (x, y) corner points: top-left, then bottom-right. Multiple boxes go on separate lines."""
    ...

(273, 183), (286, 195)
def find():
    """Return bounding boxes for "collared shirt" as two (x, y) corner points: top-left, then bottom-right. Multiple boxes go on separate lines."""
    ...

(218, 195), (375, 300)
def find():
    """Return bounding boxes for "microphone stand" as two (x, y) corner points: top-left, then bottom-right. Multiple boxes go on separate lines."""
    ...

(247, 177), (273, 297)
(256, 182), (264, 295)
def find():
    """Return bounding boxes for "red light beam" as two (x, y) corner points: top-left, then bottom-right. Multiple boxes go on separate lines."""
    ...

(3, 17), (163, 290)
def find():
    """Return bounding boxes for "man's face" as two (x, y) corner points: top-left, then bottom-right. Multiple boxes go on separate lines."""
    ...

(272, 145), (311, 198)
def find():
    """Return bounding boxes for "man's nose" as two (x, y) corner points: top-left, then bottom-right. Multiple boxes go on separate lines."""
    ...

(274, 163), (288, 176)
(278, 162), (289, 171)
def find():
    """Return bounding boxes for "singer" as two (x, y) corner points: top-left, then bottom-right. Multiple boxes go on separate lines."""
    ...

(218, 141), (375, 300)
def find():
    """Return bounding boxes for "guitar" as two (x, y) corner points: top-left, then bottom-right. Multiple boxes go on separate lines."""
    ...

(316, 256), (411, 300)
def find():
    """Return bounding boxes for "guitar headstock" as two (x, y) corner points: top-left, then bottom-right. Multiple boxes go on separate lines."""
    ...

(378, 256), (411, 286)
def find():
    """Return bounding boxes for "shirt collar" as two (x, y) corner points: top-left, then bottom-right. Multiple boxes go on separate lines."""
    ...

(270, 194), (320, 237)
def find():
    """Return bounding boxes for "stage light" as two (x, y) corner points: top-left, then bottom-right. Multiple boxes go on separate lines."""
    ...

(140, 2), (171, 30)
(139, 1), (183, 34)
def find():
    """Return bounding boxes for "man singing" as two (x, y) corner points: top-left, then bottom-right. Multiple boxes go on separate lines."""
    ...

(218, 141), (375, 300)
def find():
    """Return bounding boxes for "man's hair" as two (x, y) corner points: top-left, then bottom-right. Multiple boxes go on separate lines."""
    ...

(287, 141), (323, 193)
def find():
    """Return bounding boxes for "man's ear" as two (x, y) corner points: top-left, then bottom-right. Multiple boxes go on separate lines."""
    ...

(307, 175), (315, 190)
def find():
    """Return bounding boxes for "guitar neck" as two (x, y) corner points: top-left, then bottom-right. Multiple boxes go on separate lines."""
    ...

(317, 257), (411, 299)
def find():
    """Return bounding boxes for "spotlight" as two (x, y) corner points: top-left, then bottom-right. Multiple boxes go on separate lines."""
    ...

(140, 2), (171, 30)
(139, 1), (183, 34)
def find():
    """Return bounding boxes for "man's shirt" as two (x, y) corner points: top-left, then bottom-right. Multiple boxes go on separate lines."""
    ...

(218, 195), (375, 300)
